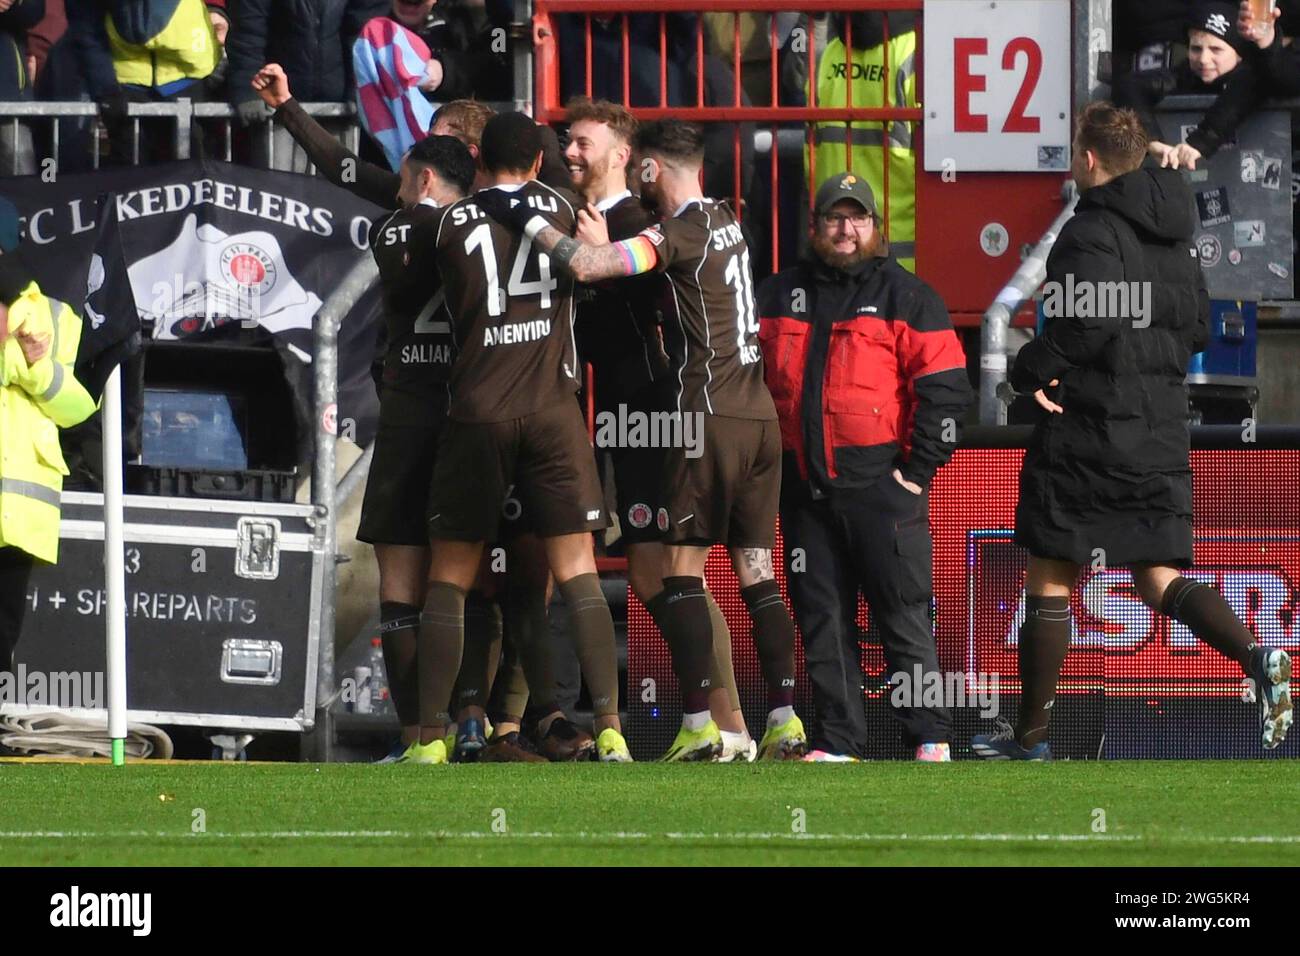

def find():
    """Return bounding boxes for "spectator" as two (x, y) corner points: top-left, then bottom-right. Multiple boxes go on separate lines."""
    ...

(689, 55), (755, 217)
(25, 0), (62, 85)
(382, 0), (512, 103)
(253, 60), (494, 205)
(1239, 0), (1300, 91)
(0, 0), (44, 175)
(31, 1), (96, 174)
(68, 0), (227, 165)
(557, 12), (693, 109)
(353, 15), (440, 169)
(226, 0), (388, 172)
(1113, 1), (1262, 171)
(755, 173), (971, 761)
(555, 14), (753, 212)
(803, 11), (919, 272)
(701, 11), (800, 106)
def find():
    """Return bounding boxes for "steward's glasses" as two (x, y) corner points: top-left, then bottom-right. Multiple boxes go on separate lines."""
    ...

(821, 212), (872, 229)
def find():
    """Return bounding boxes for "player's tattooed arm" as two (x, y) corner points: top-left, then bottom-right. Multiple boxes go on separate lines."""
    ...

(525, 222), (657, 283)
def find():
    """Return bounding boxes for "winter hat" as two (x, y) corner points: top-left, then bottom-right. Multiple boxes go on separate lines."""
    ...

(1187, 2), (1255, 56)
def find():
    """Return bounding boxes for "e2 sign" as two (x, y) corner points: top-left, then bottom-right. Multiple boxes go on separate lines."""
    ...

(924, 0), (1070, 172)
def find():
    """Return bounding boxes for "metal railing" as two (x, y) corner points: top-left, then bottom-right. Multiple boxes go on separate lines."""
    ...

(979, 181), (1078, 425)
(0, 99), (543, 174)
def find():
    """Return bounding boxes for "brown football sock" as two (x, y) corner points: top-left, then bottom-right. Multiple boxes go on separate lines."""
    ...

(418, 582), (465, 730)
(379, 601), (420, 727)
(558, 573), (619, 719)
(1014, 595), (1072, 747)
(1161, 576), (1258, 672)
(454, 591), (502, 712)
(740, 580), (797, 710)
(649, 577), (714, 714)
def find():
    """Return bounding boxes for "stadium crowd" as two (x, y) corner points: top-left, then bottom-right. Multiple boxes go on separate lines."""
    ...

(5, 3), (1300, 263)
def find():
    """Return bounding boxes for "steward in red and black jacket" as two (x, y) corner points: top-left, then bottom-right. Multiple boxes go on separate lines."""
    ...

(756, 251), (971, 497)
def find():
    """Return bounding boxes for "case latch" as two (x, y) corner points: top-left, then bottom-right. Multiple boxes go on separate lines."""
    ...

(236, 517), (281, 580)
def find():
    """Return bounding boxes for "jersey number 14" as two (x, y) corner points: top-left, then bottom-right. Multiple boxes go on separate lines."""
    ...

(464, 223), (558, 316)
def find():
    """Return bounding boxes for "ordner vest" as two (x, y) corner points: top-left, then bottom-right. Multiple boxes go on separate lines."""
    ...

(807, 29), (917, 272)
(106, 0), (219, 90)
(0, 284), (97, 563)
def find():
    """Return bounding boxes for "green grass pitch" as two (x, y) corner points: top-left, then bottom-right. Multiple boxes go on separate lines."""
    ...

(1, 760), (1297, 866)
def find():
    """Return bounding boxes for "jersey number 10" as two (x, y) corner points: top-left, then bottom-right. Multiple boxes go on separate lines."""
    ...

(724, 250), (759, 348)
(464, 223), (558, 317)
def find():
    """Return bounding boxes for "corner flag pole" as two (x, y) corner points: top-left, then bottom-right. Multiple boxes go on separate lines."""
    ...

(101, 363), (128, 766)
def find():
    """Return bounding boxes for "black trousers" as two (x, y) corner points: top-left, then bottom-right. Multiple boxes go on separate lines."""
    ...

(781, 475), (951, 756)
(0, 546), (35, 673)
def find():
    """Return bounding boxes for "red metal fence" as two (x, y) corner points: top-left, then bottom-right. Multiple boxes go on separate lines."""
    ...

(532, 0), (923, 276)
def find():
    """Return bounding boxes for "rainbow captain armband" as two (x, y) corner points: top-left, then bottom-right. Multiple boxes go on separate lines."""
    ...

(613, 235), (658, 276)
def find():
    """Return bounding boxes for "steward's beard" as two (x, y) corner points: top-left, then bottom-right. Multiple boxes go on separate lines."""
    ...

(811, 228), (882, 270)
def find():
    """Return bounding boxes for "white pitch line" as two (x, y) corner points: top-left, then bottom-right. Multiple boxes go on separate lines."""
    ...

(0, 830), (1298, 844)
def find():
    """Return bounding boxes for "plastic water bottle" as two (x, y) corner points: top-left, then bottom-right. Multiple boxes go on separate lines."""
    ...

(353, 666), (372, 714)
(369, 637), (390, 714)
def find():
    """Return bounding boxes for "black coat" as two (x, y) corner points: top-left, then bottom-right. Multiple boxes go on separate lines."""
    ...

(402, 1), (512, 102)
(1112, 59), (1262, 159)
(225, 0), (388, 105)
(1113, 0), (1193, 52)
(1011, 167), (1210, 568)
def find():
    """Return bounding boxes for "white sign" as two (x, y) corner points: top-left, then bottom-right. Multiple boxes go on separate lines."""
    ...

(923, 0), (1071, 173)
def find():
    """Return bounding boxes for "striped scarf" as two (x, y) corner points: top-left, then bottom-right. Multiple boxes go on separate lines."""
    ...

(353, 17), (437, 171)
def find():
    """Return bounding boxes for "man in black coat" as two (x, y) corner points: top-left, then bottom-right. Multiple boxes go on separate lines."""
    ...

(226, 0), (387, 169)
(972, 102), (1292, 760)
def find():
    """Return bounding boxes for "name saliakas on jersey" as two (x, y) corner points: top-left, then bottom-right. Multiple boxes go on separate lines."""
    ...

(368, 202), (456, 393)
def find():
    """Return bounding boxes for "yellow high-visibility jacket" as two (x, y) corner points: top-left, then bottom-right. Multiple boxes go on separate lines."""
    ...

(0, 283), (97, 563)
(807, 29), (918, 272)
(106, 0), (219, 89)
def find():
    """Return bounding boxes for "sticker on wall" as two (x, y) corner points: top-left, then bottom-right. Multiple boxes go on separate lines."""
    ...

(1228, 248), (1242, 266)
(1196, 188), (1231, 227)
(1196, 234), (1222, 267)
(979, 222), (1009, 257)
(1234, 220), (1266, 248)
(1269, 261), (1290, 278)
(1037, 146), (1067, 170)
(1261, 156), (1284, 190)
